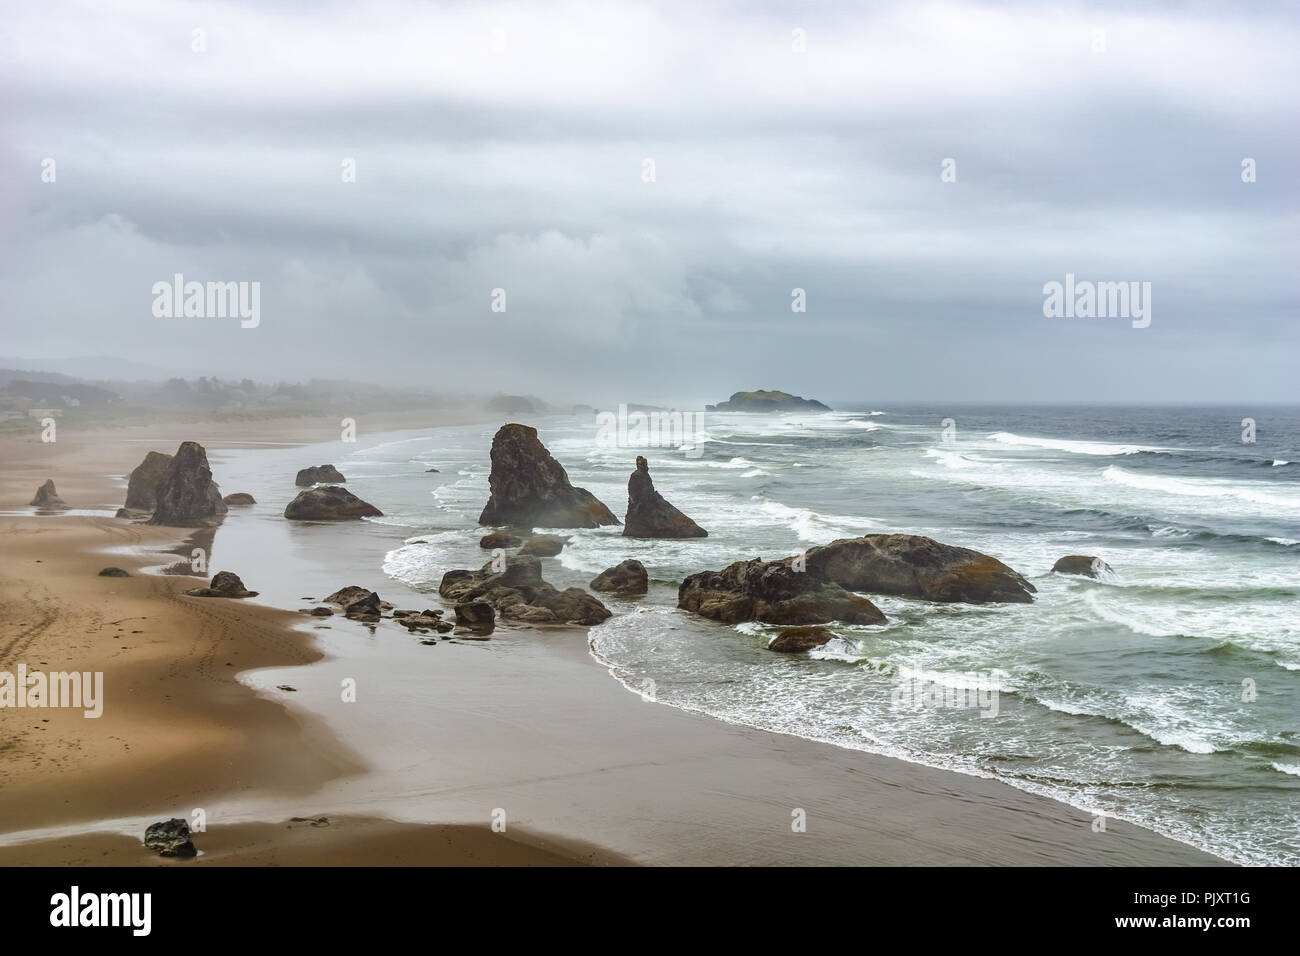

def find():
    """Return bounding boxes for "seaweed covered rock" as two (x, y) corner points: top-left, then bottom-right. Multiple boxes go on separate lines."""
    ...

(678, 558), (885, 626)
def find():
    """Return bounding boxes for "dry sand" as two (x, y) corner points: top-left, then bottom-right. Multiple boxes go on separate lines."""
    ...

(0, 412), (1228, 866)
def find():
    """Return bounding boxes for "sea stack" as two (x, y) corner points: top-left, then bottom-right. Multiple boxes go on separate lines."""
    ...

(147, 442), (227, 527)
(296, 464), (346, 486)
(478, 424), (619, 529)
(119, 450), (173, 516)
(623, 457), (707, 538)
(30, 479), (67, 509)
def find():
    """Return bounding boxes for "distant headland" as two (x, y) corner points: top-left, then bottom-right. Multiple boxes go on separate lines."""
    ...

(705, 390), (831, 412)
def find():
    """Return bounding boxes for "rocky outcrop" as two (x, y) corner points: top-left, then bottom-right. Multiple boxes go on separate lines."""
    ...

(1052, 555), (1111, 578)
(478, 424), (619, 529)
(794, 534), (1036, 604)
(183, 570), (258, 598)
(678, 558), (886, 626)
(30, 479), (66, 508)
(770, 626), (838, 653)
(480, 531), (523, 549)
(147, 442), (227, 526)
(590, 559), (648, 595)
(144, 818), (197, 858)
(397, 609), (453, 633)
(121, 450), (172, 514)
(455, 601), (495, 635)
(322, 586), (394, 620)
(439, 554), (611, 626)
(284, 486), (382, 520)
(520, 535), (566, 557)
(296, 464), (346, 486)
(98, 567), (130, 577)
(706, 390), (831, 413)
(623, 457), (707, 538)
(223, 492), (256, 505)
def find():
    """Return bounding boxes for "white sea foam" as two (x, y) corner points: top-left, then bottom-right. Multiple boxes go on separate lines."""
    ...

(1103, 466), (1300, 511)
(990, 432), (1161, 456)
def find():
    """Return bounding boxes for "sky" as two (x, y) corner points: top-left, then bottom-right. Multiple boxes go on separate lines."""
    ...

(1, 0), (1296, 406)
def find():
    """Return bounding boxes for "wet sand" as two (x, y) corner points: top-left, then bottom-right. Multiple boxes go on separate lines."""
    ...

(0, 414), (1229, 866)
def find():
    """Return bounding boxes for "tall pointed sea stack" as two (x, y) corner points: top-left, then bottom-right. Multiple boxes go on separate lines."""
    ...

(623, 457), (707, 538)
(478, 424), (619, 529)
(147, 441), (227, 527)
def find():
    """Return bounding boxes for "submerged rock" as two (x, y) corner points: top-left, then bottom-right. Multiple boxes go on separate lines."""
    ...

(147, 442), (227, 527)
(520, 535), (566, 557)
(480, 531), (523, 549)
(1051, 555), (1112, 578)
(796, 534), (1036, 604)
(769, 626), (839, 653)
(439, 554), (611, 626)
(223, 492), (256, 505)
(590, 559), (649, 595)
(183, 570), (258, 598)
(478, 424), (619, 529)
(144, 818), (197, 858)
(30, 479), (67, 508)
(283, 485), (382, 520)
(121, 451), (173, 513)
(296, 464), (346, 486)
(623, 457), (707, 538)
(678, 558), (886, 626)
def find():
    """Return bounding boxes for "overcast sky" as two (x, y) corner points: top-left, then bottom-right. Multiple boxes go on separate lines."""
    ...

(1, 0), (1296, 405)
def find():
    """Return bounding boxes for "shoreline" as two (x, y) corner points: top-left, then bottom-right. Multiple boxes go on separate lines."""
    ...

(0, 412), (1230, 865)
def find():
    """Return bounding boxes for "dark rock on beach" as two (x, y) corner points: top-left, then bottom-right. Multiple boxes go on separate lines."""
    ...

(30, 479), (67, 508)
(590, 559), (648, 595)
(795, 534), (1036, 604)
(520, 535), (566, 557)
(478, 424), (619, 529)
(284, 485), (382, 520)
(707, 390), (831, 413)
(121, 450), (173, 513)
(623, 457), (707, 538)
(98, 567), (130, 577)
(769, 626), (839, 653)
(678, 558), (886, 626)
(144, 818), (197, 858)
(439, 554), (611, 626)
(480, 531), (523, 549)
(455, 601), (496, 635)
(296, 464), (346, 486)
(1052, 555), (1112, 578)
(223, 492), (256, 505)
(147, 441), (227, 527)
(184, 570), (258, 598)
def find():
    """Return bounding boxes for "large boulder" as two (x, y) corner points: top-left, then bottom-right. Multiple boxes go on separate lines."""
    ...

(590, 559), (649, 595)
(30, 479), (66, 509)
(480, 531), (523, 549)
(520, 535), (566, 557)
(1051, 555), (1112, 578)
(678, 558), (886, 626)
(794, 534), (1036, 604)
(144, 818), (197, 858)
(455, 601), (496, 635)
(121, 451), (173, 514)
(147, 442), (227, 526)
(769, 626), (839, 653)
(183, 570), (258, 598)
(284, 485), (382, 520)
(296, 464), (346, 486)
(439, 554), (612, 626)
(623, 457), (707, 538)
(223, 492), (256, 505)
(478, 424), (619, 529)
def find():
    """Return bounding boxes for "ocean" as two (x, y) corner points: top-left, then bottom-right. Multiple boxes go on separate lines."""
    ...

(217, 404), (1300, 865)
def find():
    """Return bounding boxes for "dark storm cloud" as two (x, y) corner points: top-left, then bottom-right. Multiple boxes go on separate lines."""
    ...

(0, 0), (1295, 403)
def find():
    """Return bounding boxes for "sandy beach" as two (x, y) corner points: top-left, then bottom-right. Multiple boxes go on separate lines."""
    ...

(0, 414), (1228, 866)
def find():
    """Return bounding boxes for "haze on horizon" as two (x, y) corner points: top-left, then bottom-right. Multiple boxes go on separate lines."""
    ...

(1, 0), (1296, 407)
